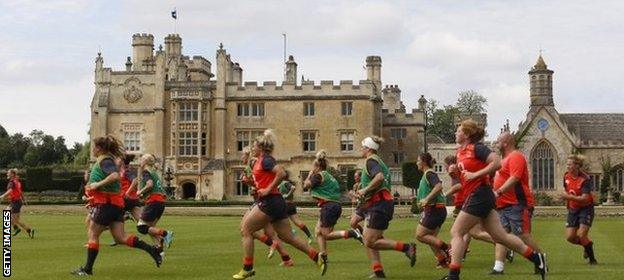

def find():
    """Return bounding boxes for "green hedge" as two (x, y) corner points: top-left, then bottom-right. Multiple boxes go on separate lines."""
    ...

(0, 168), (84, 192)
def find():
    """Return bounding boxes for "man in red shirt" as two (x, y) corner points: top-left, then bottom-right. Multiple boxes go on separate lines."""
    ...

(490, 132), (542, 274)
(1, 169), (35, 238)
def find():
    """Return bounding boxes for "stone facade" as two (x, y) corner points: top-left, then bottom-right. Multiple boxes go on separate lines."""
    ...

(90, 33), (426, 201)
(515, 55), (624, 195)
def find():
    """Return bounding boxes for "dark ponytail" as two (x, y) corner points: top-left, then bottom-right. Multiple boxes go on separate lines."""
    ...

(419, 152), (436, 168)
(93, 135), (124, 158)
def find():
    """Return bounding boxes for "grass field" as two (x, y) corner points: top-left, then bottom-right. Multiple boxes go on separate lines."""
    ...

(9, 213), (624, 280)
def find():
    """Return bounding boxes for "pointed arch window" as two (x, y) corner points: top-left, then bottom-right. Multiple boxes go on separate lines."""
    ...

(613, 165), (624, 192)
(531, 141), (555, 190)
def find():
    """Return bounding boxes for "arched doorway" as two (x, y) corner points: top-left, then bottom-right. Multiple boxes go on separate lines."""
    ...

(182, 182), (197, 199)
(531, 141), (555, 190)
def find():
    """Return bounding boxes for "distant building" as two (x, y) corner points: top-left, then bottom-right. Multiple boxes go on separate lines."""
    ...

(90, 33), (426, 200)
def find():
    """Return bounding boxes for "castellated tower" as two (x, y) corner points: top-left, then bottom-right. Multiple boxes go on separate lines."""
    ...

(366, 56), (382, 94)
(164, 34), (182, 58)
(132, 33), (154, 71)
(284, 55), (297, 84)
(528, 55), (554, 107)
(382, 85), (405, 112)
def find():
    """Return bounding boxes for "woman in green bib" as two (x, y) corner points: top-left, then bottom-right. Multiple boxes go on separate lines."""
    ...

(355, 136), (416, 278)
(304, 151), (363, 262)
(72, 135), (162, 276)
(134, 154), (174, 252)
(415, 152), (451, 268)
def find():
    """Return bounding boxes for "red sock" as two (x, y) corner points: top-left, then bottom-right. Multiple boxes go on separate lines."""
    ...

(342, 230), (349, 239)
(308, 248), (318, 261)
(258, 234), (269, 243)
(449, 263), (461, 275)
(580, 237), (592, 246)
(523, 247), (534, 258)
(87, 242), (99, 250)
(125, 235), (137, 247)
(394, 242), (405, 252)
(372, 261), (383, 272)
(243, 256), (253, 266)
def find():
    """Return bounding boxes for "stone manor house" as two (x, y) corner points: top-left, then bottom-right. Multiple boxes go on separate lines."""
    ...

(90, 33), (426, 200)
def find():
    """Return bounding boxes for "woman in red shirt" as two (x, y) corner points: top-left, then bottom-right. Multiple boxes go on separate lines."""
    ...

(559, 155), (597, 264)
(233, 130), (326, 279)
(1, 169), (34, 238)
(441, 120), (546, 280)
(72, 135), (162, 276)
(239, 146), (292, 266)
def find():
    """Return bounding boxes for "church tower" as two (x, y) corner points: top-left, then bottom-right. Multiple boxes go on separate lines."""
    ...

(528, 54), (554, 107)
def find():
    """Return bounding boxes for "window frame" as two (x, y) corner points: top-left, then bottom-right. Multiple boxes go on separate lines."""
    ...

(302, 131), (317, 152)
(341, 102), (353, 116)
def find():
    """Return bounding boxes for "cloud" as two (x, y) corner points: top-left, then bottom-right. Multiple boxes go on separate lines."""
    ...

(406, 32), (522, 70)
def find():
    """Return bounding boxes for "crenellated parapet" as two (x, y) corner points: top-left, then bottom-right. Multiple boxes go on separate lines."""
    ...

(225, 79), (375, 98)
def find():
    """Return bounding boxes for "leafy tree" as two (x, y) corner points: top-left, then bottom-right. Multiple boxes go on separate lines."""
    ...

(426, 100), (459, 143)
(73, 141), (91, 166)
(0, 124), (7, 138)
(9, 133), (30, 167)
(456, 90), (487, 116)
(0, 137), (11, 168)
(402, 162), (423, 194)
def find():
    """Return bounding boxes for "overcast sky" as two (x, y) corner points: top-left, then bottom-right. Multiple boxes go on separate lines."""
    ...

(1, 0), (623, 145)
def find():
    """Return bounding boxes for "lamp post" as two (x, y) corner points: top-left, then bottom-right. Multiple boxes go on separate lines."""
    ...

(164, 167), (174, 198)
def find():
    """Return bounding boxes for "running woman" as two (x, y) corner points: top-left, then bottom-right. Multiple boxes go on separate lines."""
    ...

(490, 132), (542, 274)
(1, 169), (34, 238)
(240, 146), (292, 266)
(233, 129), (326, 279)
(415, 153), (450, 268)
(134, 154), (174, 252)
(71, 135), (162, 276)
(354, 136), (416, 279)
(118, 154), (141, 222)
(348, 170), (366, 234)
(304, 150), (363, 259)
(442, 155), (494, 261)
(441, 120), (546, 280)
(279, 170), (314, 243)
(559, 154), (597, 264)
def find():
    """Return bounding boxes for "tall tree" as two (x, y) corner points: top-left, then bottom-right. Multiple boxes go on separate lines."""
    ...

(8, 133), (29, 167)
(456, 90), (487, 116)
(0, 124), (7, 138)
(426, 99), (459, 143)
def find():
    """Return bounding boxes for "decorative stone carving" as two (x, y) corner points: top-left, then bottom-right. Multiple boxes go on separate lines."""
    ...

(123, 77), (143, 103)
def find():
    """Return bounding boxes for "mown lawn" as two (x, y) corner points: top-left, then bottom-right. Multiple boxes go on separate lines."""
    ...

(9, 213), (624, 279)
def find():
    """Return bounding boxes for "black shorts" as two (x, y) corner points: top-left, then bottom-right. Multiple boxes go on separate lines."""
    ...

(365, 200), (394, 230)
(566, 206), (594, 228)
(498, 205), (533, 235)
(319, 202), (342, 228)
(9, 200), (23, 214)
(91, 203), (124, 226)
(141, 201), (165, 223)
(123, 198), (142, 212)
(420, 206), (447, 230)
(257, 194), (288, 222)
(286, 202), (297, 216)
(462, 185), (495, 219)
(355, 207), (367, 218)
